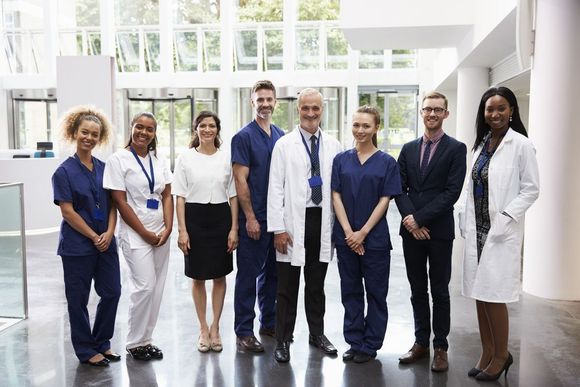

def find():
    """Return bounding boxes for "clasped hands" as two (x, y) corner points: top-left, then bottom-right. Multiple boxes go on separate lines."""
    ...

(403, 215), (430, 240)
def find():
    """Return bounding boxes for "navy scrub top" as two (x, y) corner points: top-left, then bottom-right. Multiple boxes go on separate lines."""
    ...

(52, 156), (116, 256)
(331, 149), (402, 250)
(231, 119), (284, 223)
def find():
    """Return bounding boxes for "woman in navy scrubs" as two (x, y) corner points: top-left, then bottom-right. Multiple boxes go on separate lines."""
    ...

(331, 105), (401, 363)
(52, 106), (121, 367)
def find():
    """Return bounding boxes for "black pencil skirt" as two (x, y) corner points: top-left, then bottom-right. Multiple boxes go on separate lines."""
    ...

(184, 202), (233, 280)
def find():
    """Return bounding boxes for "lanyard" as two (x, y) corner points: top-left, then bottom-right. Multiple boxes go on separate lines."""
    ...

(74, 154), (101, 208)
(299, 132), (321, 173)
(130, 147), (155, 194)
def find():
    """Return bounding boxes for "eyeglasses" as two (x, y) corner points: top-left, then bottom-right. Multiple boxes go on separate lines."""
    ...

(421, 107), (447, 115)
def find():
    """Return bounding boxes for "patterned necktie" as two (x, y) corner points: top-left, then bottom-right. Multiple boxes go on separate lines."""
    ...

(310, 135), (322, 204)
(420, 140), (432, 178)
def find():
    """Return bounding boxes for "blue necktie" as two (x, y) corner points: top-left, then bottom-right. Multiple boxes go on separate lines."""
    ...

(310, 135), (322, 204)
(420, 140), (432, 178)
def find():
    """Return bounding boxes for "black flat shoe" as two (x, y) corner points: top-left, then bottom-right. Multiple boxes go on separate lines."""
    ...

(145, 344), (163, 359)
(353, 352), (376, 363)
(127, 346), (152, 361)
(476, 353), (513, 381)
(102, 352), (121, 362)
(342, 349), (356, 362)
(468, 367), (482, 377)
(83, 358), (110, 367)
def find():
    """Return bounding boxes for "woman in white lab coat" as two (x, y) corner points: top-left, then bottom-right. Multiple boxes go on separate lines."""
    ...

(459, 87), (539, 381)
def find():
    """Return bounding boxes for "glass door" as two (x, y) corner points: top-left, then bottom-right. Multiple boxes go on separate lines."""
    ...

(126, 88), (217, 170)
(359, 86), (418, 159)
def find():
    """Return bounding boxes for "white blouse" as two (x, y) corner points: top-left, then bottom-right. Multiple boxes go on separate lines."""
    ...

(172, 147), (236, 203)
(103, 149), (173, 249)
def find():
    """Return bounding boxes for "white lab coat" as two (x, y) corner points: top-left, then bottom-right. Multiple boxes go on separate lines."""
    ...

(459, 129), (539, 302)
(267, 128), (342, 266)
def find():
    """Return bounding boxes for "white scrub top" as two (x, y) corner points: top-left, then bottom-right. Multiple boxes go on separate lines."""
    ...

(103, 148), (173, 249)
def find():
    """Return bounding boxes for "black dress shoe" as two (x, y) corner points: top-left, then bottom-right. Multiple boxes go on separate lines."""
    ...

(83, 358), (110, 367)
(126, 346), (152, 361)
(308, 334), (338, 355)
(354, 352), (376, 364)
(102, 352), (121, 362)
(236, 336), (264, 352)
(274, 341), (290, 363)
(145, 344), (163, 359)
(342, 349), (356, 362)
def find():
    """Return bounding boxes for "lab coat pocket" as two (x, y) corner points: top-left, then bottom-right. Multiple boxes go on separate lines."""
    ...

(458, 210), (466, 238)
(489, 213), (514, 243)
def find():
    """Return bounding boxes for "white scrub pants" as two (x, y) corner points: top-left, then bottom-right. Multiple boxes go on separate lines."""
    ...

(121, 241), (170, 349)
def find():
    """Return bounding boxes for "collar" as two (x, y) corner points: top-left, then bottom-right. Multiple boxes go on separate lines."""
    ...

(423, 128), (444, 144)
(299, 126), (320, 141)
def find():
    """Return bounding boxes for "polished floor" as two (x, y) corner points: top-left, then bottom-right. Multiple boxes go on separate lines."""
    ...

(1, 206), (580, 387)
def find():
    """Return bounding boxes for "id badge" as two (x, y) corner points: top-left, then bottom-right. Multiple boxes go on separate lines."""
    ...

(308, 175), (322, 188)
(147, 198), (159, 210)
(94, 208), (105, 221)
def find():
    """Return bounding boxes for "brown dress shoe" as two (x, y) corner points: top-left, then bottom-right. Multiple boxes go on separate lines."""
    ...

(431, 348), (449, 372)
(259, 327), (276, 337)
(399, 343), (429, 364)
(236, 335), (264, 352)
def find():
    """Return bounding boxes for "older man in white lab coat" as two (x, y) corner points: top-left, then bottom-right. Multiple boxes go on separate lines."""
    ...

(267, 88), (342, 363)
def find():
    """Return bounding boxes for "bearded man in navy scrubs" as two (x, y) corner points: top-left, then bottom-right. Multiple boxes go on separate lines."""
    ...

(231, 80), (285, 352)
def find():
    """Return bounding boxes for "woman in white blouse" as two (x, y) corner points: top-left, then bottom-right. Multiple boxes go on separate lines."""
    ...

(103, 112), (173, 361)
(174, 111), (239, 353)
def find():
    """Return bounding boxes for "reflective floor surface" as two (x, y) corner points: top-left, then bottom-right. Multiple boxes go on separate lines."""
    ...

(1, 206), (579, 386)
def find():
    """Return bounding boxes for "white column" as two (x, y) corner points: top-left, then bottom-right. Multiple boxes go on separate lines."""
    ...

(523, 0), (580, 300)
(218, 0), (235, 143)
(455, 67), (488, 156)
(452, 67), (488, 267)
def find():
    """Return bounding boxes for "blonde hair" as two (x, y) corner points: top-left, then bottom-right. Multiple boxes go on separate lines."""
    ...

(60, 105), (112, 144)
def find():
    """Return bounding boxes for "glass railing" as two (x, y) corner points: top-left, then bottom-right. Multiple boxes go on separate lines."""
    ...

(0, 182), (28, 332)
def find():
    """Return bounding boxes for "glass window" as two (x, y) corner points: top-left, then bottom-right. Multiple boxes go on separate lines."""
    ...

(358, 49), (385, 69)
(2, 0), (44, 29)
(234, 29), (258, 71)
(295, 27), (319, 70)
(59, 32), (83, 55)
(297, 0), (339, 21)
(174, 30), (198, 71)
(144, 31), (160, 72)
(174, 0), (219, 24)
(237, 0), (282, 22)
(392, 49), (417, 69)
(58, 0), (100, 28)
(326, 28), (347, 70)
(203, 30), (220, 71)
(3, 32), (44, 73)
(115, 0), (159, 26)
(13, 100), (57, 150)
(263, 28), (283, 70)
(116, 31), (140, 72)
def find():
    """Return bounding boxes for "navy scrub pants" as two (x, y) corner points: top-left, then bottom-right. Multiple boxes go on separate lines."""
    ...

(234, 220), (277, 337)
(61, 250), (121, 362)
(337, 245), (391, 357)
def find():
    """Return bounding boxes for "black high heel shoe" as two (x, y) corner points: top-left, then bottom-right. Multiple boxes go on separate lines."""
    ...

(467, 367), (482, 377)
(475, 352), (513, 381)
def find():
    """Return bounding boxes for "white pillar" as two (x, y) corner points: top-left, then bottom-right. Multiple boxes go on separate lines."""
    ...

(455, 67), (488, 157)
(523, 0), (580, 300)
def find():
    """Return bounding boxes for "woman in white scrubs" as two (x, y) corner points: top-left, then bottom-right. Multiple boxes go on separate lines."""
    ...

(103, 112), (173, 361)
